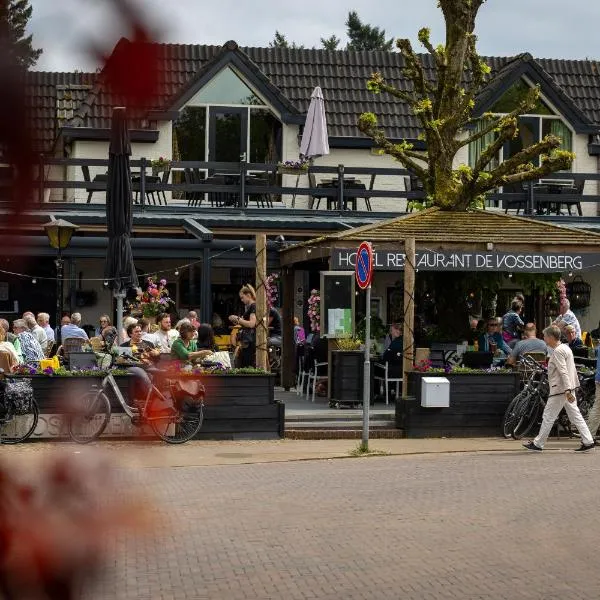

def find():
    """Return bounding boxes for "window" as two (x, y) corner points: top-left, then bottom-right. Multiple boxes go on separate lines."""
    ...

(250, 109), (282, 163)
(491, 79), (554, 115)
(468, 78), (573, 171)
(191, 67), (263, 106)
(174, 107), (206, 160)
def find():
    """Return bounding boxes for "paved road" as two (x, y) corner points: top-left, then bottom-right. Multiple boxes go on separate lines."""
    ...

(87, 451), (600, 599)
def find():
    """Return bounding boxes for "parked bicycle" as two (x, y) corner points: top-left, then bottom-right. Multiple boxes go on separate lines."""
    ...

(68, 365), (204, 444)
(502, 355), (595, 440)
(0, 372), (39, 444)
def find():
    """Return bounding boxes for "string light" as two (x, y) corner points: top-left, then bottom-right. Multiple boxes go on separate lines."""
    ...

(174, 269), (179, 277)
(31, 278), (36, 284)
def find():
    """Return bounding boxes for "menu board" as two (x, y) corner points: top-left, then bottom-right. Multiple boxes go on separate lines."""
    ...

(320, 271), (355, 339)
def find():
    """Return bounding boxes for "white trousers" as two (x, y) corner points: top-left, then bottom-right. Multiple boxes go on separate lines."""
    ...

(585, 381), (600, 437)
(534, 393), (594, 448)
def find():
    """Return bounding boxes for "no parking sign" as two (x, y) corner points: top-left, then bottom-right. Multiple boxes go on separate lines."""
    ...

(355, 241), (373, 290)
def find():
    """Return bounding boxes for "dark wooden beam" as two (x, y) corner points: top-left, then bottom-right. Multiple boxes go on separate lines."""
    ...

(281, 267), (296, 391)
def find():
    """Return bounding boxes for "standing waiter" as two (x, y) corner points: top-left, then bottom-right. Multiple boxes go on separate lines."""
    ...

(523, 325), (595, 452)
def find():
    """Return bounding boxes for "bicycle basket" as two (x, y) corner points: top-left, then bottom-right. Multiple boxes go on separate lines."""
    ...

(4, 379), (34, 415)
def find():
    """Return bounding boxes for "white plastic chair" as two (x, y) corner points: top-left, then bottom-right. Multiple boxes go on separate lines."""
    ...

(373, 362), (403, 405)
(306, 361), (328, 403)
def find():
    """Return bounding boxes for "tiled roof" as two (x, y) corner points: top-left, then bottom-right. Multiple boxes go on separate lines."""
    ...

(25, 71), (95, 152)
(284, 208), (600, 249)
(30, 41), (600, 145)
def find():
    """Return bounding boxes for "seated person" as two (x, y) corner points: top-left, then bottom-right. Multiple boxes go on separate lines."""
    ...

(382, 323), (403, 363)
(589, 320), (600, 341)
(268, 307), (282, 346)
(565, 324), (584, 351)
(196, 323), (218, 351)
(120, 323), (159, 363)
(502, 300), (524, 348)
(61, 312), (89, 341)
(293, 316), (306, 345)
(170, 322), (213, 363)
(478, 318), (511, 355)
(101, 325), (118, 351)
(505, 323), (548, 366)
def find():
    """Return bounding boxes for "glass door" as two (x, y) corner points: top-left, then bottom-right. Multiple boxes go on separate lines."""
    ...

(209, 107), (248, 171)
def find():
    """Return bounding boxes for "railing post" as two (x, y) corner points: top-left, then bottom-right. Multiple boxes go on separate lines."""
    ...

(239, 152), (247, 208)
(337, 164), (344, 211)
(38, 153), (45, 204)
(139, 157), (146, 212)
(525, 180), (534, 215)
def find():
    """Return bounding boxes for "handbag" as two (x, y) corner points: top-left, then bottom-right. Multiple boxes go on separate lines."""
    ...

(3, 379), (34, 415)
(237, 327), (255, 348)
(202, 351), (231, 369)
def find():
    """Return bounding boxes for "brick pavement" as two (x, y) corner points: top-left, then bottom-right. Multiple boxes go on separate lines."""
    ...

(82, 451), (600, 599)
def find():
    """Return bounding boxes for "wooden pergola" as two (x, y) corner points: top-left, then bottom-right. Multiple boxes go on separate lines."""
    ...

(279, 208), (600, 391)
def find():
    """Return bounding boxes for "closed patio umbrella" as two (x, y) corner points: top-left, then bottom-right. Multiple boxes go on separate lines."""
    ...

(300, 86), (330, 159)
(104, 106), (138, 343)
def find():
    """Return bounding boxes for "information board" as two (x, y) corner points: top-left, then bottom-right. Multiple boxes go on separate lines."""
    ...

(320, 271), (355, 339)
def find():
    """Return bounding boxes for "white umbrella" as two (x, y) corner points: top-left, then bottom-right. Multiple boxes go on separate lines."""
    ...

(300, 86), (330, 159)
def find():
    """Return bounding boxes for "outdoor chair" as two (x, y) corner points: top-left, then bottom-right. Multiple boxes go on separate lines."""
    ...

(502, 183), (528, 214)
(82, 165), (108, 204)
(373, 360), (402, 405)
(305, 337), (328, 402)
(406, 175), (425, 212)
(185, 168), (207, 207)
(556, 179), (584, 216)
(60, 337), (86, 362)
(132, 172), (163, 206)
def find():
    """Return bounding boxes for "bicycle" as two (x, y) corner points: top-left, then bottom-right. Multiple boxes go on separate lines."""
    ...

(504, 357), (595, 440)
(0, 372), (39, 444)
(68, 366), (204, 444)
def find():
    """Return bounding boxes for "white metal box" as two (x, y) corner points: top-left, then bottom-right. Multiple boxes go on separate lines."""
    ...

(421, 377), (450, 408)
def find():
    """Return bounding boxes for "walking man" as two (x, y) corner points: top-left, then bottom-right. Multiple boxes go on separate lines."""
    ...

(523, 325), (595, 452)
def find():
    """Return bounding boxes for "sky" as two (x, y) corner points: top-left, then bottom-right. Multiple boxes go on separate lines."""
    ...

(29, 0), (600, 72)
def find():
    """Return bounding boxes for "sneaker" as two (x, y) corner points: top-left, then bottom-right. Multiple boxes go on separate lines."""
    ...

(522, 441), (542, 452)
(574, 443), (595, 452)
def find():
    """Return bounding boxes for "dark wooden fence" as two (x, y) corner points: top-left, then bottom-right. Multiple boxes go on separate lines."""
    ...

(3, 156), (600, 217)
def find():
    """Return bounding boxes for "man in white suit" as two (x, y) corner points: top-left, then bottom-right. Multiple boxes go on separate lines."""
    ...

(523, 325), (595, 452)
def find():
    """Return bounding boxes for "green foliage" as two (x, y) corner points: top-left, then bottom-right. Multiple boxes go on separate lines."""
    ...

(0, 0), (42, 69)
(356, 314), (387, 341)
(346, 11), (394, 51)
(269, 31), (304, 49)
(321, 35), (341, 50)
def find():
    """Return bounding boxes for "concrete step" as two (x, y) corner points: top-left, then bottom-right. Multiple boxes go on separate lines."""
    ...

(285, 428), (404, 440)
(285, 411), (394, 423)
(286, 419), (396, 430)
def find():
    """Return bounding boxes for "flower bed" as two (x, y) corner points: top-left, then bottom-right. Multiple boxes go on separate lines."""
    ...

(15, 368), (281, 441)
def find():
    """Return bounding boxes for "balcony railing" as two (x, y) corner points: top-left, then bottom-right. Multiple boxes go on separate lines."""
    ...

(2, 156), (600, 217)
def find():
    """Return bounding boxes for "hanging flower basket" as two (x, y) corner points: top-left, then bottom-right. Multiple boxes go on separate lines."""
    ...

(151, 157), (171, 176)
(277, 160), (309, 175)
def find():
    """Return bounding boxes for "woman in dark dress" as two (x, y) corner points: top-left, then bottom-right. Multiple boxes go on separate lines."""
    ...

(228, 284), (257, 367)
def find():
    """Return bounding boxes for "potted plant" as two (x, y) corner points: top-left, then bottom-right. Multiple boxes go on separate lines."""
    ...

(127, 277), (175, 324)
(151, 156), (171, 175)
(277, 159), (309, 175)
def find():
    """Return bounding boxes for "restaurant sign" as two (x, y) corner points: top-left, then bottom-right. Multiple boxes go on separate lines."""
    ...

(331, 248), (600, 273)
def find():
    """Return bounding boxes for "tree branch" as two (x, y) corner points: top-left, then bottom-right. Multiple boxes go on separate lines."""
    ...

(358, 114), (428, 178)
(473, 119), (517, 173)
(458, 86), (538, 150)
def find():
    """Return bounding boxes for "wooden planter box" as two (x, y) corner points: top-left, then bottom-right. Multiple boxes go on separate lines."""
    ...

(395, 372), (520, 438)
(330, 351), (375, 408)
(17, 373), (282, 441)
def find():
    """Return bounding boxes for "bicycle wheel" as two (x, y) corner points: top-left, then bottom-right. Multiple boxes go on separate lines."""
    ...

(0, 399), (39, 444)
(502, 390), (528, 438)
(148, 395), (203, 444)
(68, 390), (111, 444)
(512, 391), (543, 440)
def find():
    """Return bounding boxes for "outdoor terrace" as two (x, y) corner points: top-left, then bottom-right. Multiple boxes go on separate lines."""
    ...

(4, 157), (600, 224)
